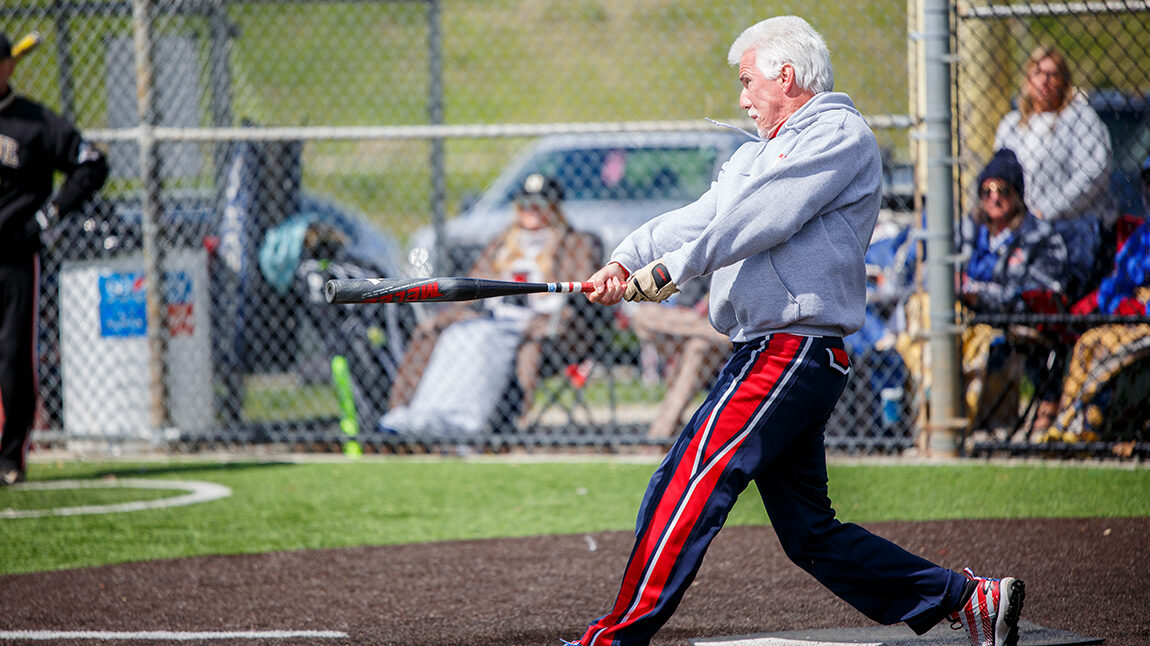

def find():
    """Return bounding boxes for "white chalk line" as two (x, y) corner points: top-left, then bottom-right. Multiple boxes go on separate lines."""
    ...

(0, 630), (348, 641)
(2, 482), (340, 642)
(694, 634), (874, 639)
(0, 479), (232, 519)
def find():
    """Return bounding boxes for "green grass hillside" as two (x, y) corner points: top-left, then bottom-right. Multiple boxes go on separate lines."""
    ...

(12, 2), (913, 236)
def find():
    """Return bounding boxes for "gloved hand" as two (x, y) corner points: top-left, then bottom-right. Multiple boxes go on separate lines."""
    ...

(33, 204), (62, 249)
(624, 257), (679, 303)
(34, 203), (59, 231)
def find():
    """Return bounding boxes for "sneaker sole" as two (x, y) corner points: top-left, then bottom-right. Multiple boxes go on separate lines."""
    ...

(995, 577), (1025, 646)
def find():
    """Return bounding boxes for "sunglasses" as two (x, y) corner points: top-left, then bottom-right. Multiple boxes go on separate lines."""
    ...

(979, 182), (1016, 199)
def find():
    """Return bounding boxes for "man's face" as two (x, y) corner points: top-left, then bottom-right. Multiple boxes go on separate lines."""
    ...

(514, 198), (557, 231)
(737, 48), (787, 138)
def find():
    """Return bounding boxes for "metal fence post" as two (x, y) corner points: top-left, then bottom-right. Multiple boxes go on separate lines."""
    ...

(132, 0), (169, 432)
(921, 0), (964, 456)
(428, 0), (447, 272)
(50, 0), (77, 123)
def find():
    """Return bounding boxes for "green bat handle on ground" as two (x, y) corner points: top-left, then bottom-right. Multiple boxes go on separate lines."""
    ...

(331, 355), (363, 459)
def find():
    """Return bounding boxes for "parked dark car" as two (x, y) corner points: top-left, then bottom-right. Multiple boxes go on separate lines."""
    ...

(1091, 89), (1150, 220)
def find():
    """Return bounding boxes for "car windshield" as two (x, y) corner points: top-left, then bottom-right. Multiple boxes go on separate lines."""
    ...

(501, 146), (720, 205)
(1111, 115), (1150, 174)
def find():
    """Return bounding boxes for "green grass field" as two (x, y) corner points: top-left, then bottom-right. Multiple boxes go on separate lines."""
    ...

(1, 458), (1146, 576)
(5, 4), (1150, 584)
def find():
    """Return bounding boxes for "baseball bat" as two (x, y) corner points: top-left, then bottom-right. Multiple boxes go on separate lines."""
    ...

(324, 277), (595, 304)
(12, 32), (42, 61)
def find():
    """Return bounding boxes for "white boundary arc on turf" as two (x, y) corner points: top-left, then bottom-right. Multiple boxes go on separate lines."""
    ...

(0, 479), (232, 519)
(0, 631), (348, 641)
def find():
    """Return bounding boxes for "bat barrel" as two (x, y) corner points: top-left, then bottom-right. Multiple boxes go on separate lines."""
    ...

(323, 279), (340, 303)
(324, 278), (408, 304)
(323, 277), (461, 304)
(325, 277), (596, 304)
(12, 32), (42, 60)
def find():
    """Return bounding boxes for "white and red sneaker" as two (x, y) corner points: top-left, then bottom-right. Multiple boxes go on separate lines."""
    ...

(949, 568), (1026, 646)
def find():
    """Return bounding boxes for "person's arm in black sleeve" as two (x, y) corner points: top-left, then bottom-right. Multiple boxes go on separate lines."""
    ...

(48, 140), (108, 216)
(43, 112), (108, 220)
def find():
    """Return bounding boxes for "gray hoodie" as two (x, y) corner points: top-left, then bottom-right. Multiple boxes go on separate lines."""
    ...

(612, 92), (882, 342)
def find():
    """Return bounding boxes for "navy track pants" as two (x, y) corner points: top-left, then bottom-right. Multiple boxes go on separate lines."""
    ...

(578, 333), (967, 646)
(0, 252), (38, 472)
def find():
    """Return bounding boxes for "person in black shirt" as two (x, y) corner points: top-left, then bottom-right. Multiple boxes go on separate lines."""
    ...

(0, 32), (108, 485)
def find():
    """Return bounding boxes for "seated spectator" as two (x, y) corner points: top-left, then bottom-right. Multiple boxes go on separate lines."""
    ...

(629, 278), (731, 440)
(958, 148), (1068, 434)
(1046, 155), (1150, 444)
(994, 45), (1114, 302)
(843, 220), (917, 440)
(382, 174), (598, 434)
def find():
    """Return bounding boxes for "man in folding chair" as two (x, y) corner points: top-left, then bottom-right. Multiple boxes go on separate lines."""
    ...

(382, 174), (598, 434)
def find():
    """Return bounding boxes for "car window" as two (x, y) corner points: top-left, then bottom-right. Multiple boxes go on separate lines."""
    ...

(1110, 115), (1150, 175)
(500, 146), (719, 205)
(1095, 92), (1150, 218)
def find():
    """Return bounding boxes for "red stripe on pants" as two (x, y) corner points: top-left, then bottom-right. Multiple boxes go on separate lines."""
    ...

(583, 334), (806, 645)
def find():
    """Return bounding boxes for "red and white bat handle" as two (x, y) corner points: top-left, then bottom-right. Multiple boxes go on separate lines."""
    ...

(550, 281), (596, 293)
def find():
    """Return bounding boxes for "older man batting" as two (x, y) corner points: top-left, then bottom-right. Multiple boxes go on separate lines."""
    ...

(574, 15), (1024, 646)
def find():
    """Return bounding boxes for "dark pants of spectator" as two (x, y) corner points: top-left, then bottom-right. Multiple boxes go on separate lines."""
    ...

(0, 252), (38, 472)
(1054, 215), (1100, 302)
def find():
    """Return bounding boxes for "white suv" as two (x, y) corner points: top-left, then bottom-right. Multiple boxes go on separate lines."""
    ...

(408, 129), (752, 275)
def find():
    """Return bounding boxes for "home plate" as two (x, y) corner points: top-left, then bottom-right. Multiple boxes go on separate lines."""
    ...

(689, 620), (1101, 646)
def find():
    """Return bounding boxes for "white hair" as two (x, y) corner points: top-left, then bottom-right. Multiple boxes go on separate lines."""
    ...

(727, 16), (834, 94)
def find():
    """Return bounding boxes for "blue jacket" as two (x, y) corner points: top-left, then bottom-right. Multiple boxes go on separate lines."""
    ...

(958, 210), (1068, 314)
(1098, 221), (1150, 314)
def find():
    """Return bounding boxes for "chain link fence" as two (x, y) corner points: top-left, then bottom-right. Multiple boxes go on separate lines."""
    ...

(951, 0), (1150, 458)
(7, 1), (1146, 459)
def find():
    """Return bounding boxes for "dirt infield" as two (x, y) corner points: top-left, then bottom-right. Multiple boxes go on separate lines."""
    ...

(2, 517), (1146, 645)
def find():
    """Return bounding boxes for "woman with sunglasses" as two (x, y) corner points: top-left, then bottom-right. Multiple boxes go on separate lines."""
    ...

(958, 148), (1068, 435)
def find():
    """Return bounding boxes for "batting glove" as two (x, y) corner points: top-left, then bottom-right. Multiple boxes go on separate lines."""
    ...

(624, 257), (679, 303)
(34, 203), (59, 231)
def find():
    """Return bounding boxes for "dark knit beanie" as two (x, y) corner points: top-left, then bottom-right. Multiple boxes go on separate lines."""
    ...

(978, 148), (1025, 195)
